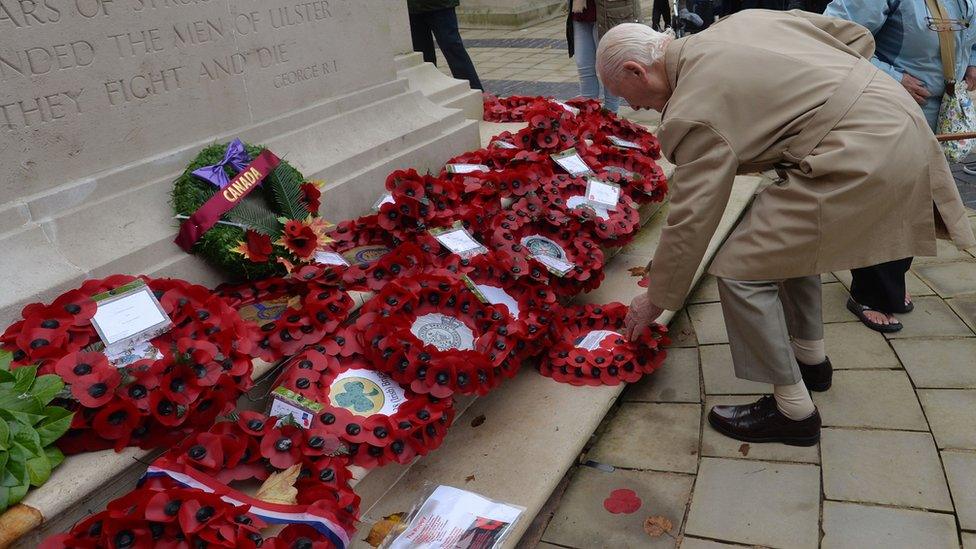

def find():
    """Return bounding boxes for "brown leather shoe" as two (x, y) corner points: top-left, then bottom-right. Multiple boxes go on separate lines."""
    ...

(707, 395), (820, 446)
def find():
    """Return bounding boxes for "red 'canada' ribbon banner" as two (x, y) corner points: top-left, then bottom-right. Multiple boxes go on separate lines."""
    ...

(175, 150), (282, 252)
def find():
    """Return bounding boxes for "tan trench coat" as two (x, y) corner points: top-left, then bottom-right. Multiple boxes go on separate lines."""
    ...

(645, 9), (976, 311)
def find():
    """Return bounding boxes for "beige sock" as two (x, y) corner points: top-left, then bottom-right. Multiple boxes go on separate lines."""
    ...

(791, 338), (825, 365)
(774, 381), (816, 420)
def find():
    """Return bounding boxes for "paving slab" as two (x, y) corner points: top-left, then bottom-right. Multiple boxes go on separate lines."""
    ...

(541, 466), (694, 549)
(893, 338), (976, 388)
(942, 450), (976, 530)
(918, 389), (976, 449)
(684, 458), (820, 549)
(821, 429), (953, 511)
(822, 282), (855, 323)
(914, 238), (975, 264)
(823, 322), (901, 370)
(886, 296), (974, 339)
(666, 310), (698, 348)
(623, 347), (701, 403)
(821, 501), (959, 549)
(949, 295), (976, 333)
(813, 370), (928, 431)
(687, 303), (728, 345)
(586, 403), (701, 474)
(915, 260), (976, 298)
(701, 396), (819, 464)
(688, 275), (720, 304)
(965, 532), (976, 549)
(699, 345), (771, 395)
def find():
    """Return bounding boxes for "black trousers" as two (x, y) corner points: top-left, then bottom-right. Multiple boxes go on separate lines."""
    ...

(850, 257), (914, 314)
(408, 8), (483, 90)
(651, 0), (672, 31)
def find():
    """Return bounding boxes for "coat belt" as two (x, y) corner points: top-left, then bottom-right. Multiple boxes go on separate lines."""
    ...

(782, 57), (879, 169)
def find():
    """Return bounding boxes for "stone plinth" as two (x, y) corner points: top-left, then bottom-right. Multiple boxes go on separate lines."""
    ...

(0, 0), (479, 326)
(457, 0), (566, 29)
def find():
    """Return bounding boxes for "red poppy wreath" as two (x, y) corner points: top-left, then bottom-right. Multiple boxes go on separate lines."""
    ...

(273, 348), (455, 468)
(537, 174), (642, 245)
(217, 266), (353, 362)
(487, 210), (605, 297)
(577, 145), (669, 204)
(324, 215), (432, 293)
(44, 412), (358, 548)
(355, 272), (520, 398)
(0, 275), (259, 454)
(538, 303), (670, 386)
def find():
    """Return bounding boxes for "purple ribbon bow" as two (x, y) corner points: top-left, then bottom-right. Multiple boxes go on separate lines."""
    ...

(191, 139), (252, 189)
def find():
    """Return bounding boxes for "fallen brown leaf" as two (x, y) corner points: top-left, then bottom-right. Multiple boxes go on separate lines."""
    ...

(470, 414), (486, 428)
(628, 266), (648, 277)
(643, 515), (673, 537)
(738, 443), (750, 457)
(465, 475), (476, 482)
(255, 464), (301, 504)
(363, 513), (406, 547)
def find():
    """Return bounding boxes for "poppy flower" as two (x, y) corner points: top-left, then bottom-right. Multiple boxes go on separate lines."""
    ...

(279, 220), (318, 259)
(300, 181), (322, 213)
(93, 400), (141, 446)
(260, 424), (305, 469)
(233, 230), (274, 263)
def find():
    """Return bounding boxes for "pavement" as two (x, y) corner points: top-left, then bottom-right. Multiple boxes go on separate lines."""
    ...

(430, 12), (976, 549)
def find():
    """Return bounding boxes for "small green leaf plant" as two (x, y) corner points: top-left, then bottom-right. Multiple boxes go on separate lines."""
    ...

(0, 350), (74, 513)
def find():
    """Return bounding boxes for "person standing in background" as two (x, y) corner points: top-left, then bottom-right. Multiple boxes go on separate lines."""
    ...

(651, 0), (673, 30)
(825, 0), (976, 332)
(408, 0), (484, 90)
(566, 0), (640, 113)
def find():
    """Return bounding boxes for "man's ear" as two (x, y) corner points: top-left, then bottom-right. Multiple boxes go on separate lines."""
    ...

(621, 60), (645, 80)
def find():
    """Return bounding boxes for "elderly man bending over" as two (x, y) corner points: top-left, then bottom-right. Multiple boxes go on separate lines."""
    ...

(601, 11), (975, 445)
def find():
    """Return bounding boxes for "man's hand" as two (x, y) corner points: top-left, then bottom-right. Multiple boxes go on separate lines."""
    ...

(901, 73), (930, 105)
(965, 66), (976, 91)
(623, 293), (664, 341)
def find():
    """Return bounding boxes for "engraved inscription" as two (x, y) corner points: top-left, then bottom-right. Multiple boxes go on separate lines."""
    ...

(0, 0), (344, 130)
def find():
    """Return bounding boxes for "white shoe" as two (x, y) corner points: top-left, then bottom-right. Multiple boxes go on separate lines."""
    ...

(963, 165), (976, 176)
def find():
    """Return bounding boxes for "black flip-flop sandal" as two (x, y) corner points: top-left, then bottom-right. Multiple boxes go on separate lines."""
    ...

(846, 298), (903, 333)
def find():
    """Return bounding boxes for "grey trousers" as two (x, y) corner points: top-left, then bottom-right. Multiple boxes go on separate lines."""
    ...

(716, 275), (824, 385)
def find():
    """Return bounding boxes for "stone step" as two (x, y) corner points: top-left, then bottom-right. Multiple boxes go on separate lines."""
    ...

(0, 82), (480, 329)
(350, 175), (762, 549)
(395, 53), (484, 120)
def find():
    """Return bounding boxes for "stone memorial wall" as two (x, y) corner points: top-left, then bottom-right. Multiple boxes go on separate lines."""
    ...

(0, 0), (480, 325)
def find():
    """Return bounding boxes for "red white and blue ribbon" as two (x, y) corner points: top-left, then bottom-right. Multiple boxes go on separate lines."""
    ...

(143, 461), (351, 549)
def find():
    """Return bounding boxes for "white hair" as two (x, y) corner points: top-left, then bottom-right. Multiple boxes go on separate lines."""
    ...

(596, 23), (675, 87)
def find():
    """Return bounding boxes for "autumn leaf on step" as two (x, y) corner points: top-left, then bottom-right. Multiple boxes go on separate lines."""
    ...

(643, 515), (674, 537)
(255, 464), (301, 504)
(470, 414), (486, 428)
(628, 266), (647, 278)
(364, 513), (406, 547)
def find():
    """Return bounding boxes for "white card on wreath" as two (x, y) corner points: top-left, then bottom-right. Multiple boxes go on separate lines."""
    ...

(608, 135), (642, 149)
(434, 227), (485, 255)
(534, 253), (574, 275)
(476, 284), (521, 319)
(554, 100), (580, 115)
(493, 140), (518, 149)
(446, 163), (490, 174)
(575, 330), (622, 350)
(91, 282), (172, 348)
(585, 179), (621, 210)
(372, 193), (395, 211)
(551, 148), (595, 177)
(314, 250), (350, 267)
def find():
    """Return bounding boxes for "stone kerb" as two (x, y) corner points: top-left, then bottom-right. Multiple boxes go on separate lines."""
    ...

(0, 0), (480, 325)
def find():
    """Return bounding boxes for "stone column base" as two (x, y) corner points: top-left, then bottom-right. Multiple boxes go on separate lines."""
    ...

(457, 0), (566, 29)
